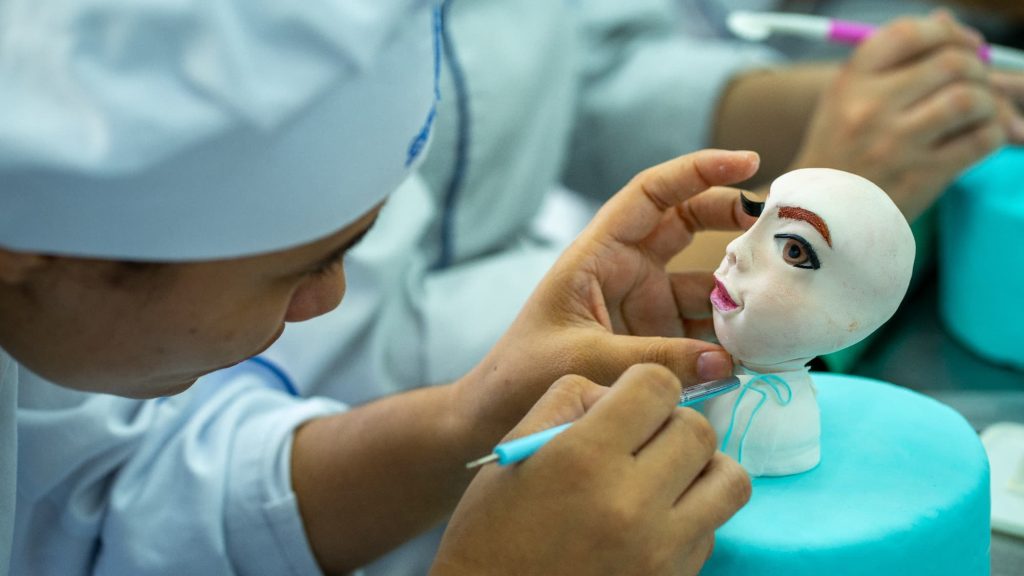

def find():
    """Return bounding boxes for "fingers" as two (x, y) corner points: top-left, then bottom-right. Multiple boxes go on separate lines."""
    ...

(991, 71), (1024, 105)
(997, 95), (1024, 144)
(672, 271), (720, 339)
(680, 317), (717, 343)
(572, 364), (682, 454)
(613, 271), (716, 339)
(899, 83), (1000, 146)
(673, 452), (752, 536)
(579, 332), (734, 387)
(680, 186), (759, 232)
(502, 374), (608, 442)
(615, 272), (715, 341)
(991, 74), (1024, 142)
(851, 11), (981, 73)
(679, 534), (716, 576)
(932, 118), (1005, 168)
(588, 150), (759, 248)
(640, 186), (759, 265)
(670, 271), (716, 320)
(882, 45), (987, 110)
(635, 407), (718, 502)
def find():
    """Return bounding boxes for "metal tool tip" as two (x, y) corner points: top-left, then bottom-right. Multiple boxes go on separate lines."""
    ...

(465, 453), (499, 469)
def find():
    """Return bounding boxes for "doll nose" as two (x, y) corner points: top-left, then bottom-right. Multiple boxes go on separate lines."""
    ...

(726, 250), (738, 267)
(725, 238), (751, 272)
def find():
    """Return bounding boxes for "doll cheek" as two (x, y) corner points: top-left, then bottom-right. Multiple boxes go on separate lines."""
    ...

(753, 286), (801, 319)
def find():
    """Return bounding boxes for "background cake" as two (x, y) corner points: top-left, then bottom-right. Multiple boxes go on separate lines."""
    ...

(940, 145), (1024, 370)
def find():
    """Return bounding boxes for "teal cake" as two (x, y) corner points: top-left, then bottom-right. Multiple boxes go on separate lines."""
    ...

(702, 374), (990, 575)
(940, 146), (1024, 369)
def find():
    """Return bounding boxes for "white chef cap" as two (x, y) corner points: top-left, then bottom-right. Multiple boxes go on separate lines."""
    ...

(0, 0), (440, 260)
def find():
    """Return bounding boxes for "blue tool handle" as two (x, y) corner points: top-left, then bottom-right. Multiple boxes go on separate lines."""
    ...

(494, 422), (573, 465)
(480, 377), (740, 468)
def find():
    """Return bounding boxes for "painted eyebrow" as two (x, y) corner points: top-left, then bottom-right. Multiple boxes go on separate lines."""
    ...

(777, 206), (832, 247)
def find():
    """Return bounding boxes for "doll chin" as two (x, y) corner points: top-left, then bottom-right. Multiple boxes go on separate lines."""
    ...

(712, 319), (771, 363)
(715, 333), (814, 371)
(715, 315), (847, 369)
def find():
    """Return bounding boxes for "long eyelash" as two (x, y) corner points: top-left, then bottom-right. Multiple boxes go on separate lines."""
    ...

(774, 233), (820, 270)
(740, 191), (765, 217)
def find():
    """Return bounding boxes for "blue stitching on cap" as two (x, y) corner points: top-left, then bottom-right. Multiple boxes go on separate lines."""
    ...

(435, 0), (469, 269)
(406, 4), (444, 167)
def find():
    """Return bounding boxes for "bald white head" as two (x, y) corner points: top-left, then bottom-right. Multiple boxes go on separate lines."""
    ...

(710, 168), (915, 372)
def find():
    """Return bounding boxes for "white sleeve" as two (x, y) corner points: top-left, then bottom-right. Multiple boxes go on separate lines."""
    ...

(563, 0), (781, 198)
(15, 359), (346, 576)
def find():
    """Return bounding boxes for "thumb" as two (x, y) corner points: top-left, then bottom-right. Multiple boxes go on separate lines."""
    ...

(576, 331), (735, 388)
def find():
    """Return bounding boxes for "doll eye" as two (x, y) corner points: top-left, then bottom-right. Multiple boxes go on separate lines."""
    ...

(775, 234), (820, 270)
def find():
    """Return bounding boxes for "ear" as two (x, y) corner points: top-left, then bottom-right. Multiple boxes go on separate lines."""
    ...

(0, 247), (48, 285)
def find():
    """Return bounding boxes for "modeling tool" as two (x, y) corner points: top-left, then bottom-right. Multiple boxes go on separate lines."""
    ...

(727, 11), (1024, 70)
(465, 376), (741, 469)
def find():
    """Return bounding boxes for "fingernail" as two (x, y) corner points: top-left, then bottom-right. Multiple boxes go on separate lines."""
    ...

(739, 150), (760, 163)
(698, 351), (734, 381)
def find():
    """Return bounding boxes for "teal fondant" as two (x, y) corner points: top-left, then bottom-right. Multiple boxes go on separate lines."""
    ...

(940, 146), (1024, 369)
(702, 374), (990, 576)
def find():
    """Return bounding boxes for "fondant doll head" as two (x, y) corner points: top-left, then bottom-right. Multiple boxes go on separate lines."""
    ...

(711, 168), (915, 373)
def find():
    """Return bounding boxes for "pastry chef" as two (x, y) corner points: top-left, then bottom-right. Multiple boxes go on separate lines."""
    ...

(0, 0), (751, 574)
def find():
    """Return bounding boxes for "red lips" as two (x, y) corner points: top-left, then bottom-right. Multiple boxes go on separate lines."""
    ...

(710, 278), (739, 312)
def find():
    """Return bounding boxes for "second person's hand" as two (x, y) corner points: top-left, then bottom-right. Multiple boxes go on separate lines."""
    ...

(793, 10), (1007, 220)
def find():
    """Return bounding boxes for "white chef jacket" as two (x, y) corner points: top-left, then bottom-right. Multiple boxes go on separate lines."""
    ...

(13, 360), (343, 575)
(9, 1), (781, 574)
(265, 1), (778, 574)
(1, 350), (17, 576)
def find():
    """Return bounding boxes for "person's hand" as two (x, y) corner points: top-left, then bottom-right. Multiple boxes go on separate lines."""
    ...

(992, 70), (1024, 142)
(432, 364), (751, 576)
(453, 149), (759, 440)
(792, 11), (1008, 220)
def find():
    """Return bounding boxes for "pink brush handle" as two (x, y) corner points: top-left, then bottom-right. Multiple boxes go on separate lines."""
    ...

(828, 19), (992, 63)
(827, 20), (875, 44)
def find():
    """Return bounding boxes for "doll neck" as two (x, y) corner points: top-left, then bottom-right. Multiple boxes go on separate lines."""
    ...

(733, 364), (814, 399)
(736, 357), (812, 376)
(735, 362), (810, 381)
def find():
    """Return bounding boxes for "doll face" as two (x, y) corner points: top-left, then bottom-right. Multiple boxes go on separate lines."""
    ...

(711, 169), (915, 372)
